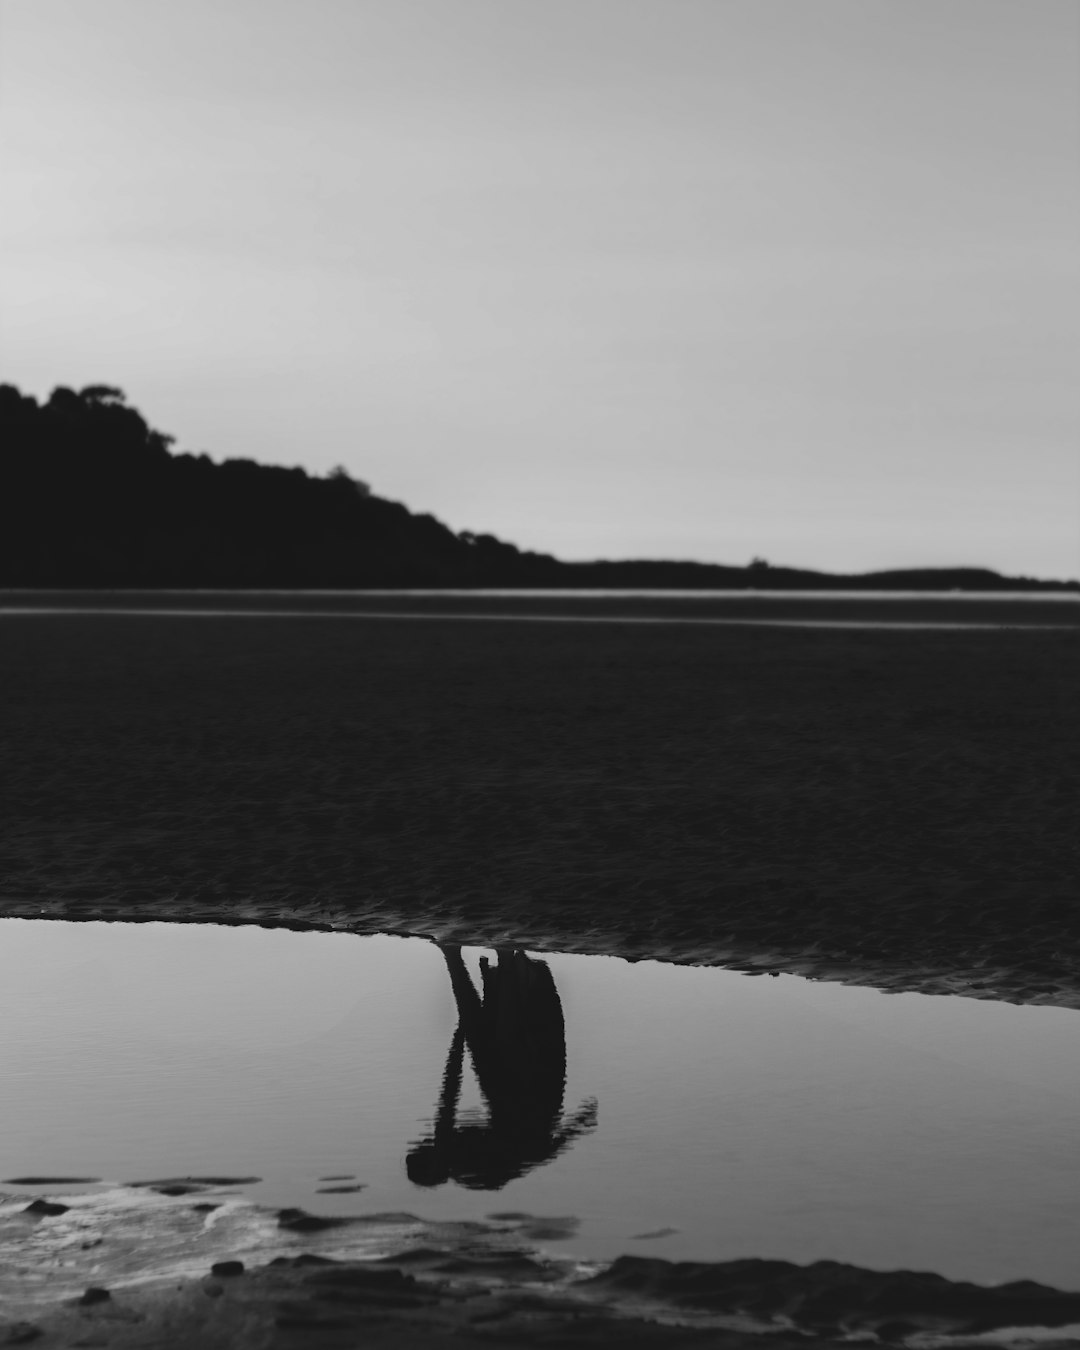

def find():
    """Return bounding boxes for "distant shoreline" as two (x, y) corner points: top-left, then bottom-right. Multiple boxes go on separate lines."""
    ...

(1, 585), (1078, 599)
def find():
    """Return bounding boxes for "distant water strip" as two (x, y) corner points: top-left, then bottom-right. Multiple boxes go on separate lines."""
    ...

(4, 588), (1077, 600)
(1, 607), (1075, 631)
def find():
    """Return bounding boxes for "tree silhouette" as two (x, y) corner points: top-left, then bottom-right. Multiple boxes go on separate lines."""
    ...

(1, 383), (1072, 590)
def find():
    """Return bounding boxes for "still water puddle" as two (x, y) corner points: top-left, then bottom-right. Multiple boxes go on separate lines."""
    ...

(3, 921), (1080, 1291)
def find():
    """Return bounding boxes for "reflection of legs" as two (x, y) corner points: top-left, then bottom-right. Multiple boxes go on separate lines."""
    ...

(441, 945), (485, 1040)
(433, 1023), (466, 1146)
(406, 1022), (466, 1187)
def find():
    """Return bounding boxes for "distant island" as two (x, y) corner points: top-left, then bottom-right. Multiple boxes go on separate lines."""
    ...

(2, 383), (1075, 591)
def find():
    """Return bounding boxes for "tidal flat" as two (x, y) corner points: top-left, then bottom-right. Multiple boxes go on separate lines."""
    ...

(1, 591), (1079, 1346)
(1, 590), (1077, 1004)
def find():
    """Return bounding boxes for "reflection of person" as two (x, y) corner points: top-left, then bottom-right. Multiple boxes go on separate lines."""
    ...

(407, 946), (597, 1190)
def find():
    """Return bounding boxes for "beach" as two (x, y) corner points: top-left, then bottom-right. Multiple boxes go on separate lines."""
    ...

(2, 592), (1077, 1005)
(2, 592), (1078, 1345)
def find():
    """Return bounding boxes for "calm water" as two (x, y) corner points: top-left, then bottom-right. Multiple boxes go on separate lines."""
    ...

(2, 587), (1077, 598)
(4, 921), (1080, 1289)
(1, 587), (1076, 629)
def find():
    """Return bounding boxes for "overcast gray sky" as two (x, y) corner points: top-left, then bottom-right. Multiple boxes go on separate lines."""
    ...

(2, 0), (1076, 576)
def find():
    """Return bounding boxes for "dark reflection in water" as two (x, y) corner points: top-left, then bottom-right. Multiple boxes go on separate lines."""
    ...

(407, 945), (597, 1190)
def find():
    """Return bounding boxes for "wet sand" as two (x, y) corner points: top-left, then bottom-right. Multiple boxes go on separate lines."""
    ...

(8, 1184), (1080, 1348)
(1, 596), (1077, 1006)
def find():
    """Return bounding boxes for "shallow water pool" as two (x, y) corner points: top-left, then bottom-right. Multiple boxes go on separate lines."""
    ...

(3, 920), (1079, 1289)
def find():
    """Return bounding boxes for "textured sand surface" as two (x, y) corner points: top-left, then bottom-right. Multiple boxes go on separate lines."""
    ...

(1, 596), (1076, 1006)
(7, 1186), (1080, 1349)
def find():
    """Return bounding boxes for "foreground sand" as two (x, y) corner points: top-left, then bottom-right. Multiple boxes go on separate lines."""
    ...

(7, 1184), (1080, 1348)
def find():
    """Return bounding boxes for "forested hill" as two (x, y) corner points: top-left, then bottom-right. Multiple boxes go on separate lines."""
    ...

(2, 383), (1073, 591)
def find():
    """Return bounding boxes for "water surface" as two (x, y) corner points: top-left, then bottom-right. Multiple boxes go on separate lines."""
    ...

(3, 921), (1079, 1289)
(1, 586), (1075, 628)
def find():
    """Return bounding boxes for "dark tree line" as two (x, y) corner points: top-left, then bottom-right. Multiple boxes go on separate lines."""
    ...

(1, 383), (1073, 590)
(0, 384), (561, 587)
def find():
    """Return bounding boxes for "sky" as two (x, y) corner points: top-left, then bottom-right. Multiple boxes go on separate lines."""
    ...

(2, 0), (1076, 578)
